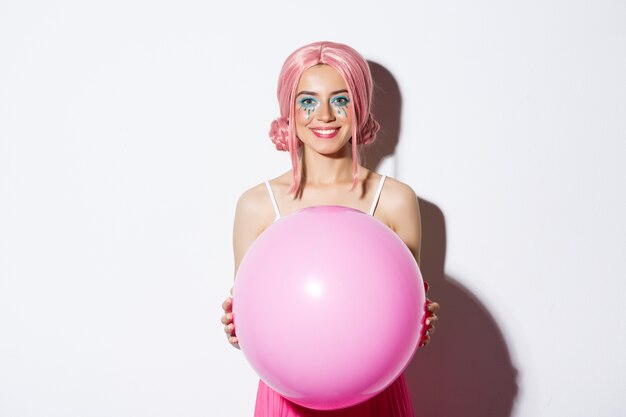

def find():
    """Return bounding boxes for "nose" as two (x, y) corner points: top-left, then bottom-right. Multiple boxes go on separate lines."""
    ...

(317, 101), (336, 123)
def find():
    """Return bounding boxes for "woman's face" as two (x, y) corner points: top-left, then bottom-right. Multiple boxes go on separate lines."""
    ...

(294, 64), (353, 156)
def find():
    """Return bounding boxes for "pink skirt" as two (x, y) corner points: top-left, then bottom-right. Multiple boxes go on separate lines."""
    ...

(254, 374), (414, 417)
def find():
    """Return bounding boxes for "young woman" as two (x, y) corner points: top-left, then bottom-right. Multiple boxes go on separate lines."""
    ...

(220, 41), (440, 417)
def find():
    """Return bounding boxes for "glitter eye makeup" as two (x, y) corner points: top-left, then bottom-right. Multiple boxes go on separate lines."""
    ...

(331, 95), (350, 117)
(298, 96), (319, 119)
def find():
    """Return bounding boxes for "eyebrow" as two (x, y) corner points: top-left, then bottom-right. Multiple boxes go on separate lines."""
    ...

(296, 89), (349, 97)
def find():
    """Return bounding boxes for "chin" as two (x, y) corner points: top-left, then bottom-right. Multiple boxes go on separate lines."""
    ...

(313, 143), (351, 156)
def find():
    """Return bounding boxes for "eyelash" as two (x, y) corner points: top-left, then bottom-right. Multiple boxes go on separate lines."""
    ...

(297, 95), (351, 115)
(298, 97), (319, 110)
(331, 96), (350, 107)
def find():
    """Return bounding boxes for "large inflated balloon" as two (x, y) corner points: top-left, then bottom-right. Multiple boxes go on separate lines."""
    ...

(233, 206), (425, 410)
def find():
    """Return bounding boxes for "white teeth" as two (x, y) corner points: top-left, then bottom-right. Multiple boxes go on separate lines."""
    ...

(312, 129), (338, 134)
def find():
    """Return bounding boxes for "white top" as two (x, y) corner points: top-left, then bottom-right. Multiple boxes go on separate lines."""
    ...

(264, 175), (387, 222)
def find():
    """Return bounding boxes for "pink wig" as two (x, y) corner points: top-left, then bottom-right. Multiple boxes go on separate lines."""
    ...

(268, 41), (380, 194)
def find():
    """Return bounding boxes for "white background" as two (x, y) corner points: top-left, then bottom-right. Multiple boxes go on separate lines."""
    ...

(1, 1), (624, 416)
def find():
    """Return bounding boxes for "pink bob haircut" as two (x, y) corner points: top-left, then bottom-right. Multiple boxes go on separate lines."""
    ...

(268, 41), (380, 194)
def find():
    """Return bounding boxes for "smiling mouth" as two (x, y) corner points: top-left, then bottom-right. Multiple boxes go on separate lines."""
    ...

(310, 127), (340, 138)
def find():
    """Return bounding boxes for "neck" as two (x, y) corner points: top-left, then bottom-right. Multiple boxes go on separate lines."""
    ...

(301, 144), (355, 186)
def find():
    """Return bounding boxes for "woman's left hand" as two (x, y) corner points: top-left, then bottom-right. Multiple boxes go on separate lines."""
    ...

(419, 281), (439, 347)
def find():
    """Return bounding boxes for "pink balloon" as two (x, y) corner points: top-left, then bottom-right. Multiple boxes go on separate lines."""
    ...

(233, 206), (425, 410)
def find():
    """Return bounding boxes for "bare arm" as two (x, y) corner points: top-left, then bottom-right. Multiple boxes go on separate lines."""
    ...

(386, 183), (422, 267)
(384, 181), (439, 347)
(222, 184), (274, 349)
(233, 186), (273, 275)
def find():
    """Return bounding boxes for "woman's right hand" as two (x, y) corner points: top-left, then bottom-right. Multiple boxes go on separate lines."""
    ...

(221, 288), (240, 349)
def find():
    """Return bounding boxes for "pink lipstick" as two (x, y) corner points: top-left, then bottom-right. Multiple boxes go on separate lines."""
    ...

(310, 127), (340, 139)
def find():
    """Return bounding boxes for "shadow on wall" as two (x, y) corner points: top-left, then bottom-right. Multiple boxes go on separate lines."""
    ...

(367, 61), (519, 417)
(362, 62), (402, 172)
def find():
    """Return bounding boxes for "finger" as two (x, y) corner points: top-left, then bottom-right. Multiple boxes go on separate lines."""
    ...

(224, 323), (236, 336)
(423, 281), (430, 293)
(425, 316), (438, 328)
(423, 305), (436, 320)
(419, 337), (430, 348)
(220, 313), (233, 325)
(222, 297), (233, 312)
(427, 302), (440, 313)
(230, 336), (240, 349)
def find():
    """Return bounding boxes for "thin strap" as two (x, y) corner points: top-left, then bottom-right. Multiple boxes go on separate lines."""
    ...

(368, 175), (387, 216)
(264, 181), (281, 221)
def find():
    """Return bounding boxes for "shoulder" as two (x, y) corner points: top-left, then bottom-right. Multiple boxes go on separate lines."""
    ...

(236, 182), (269, 209)
(378, 176), (420, 228)
(232, 181), (278, 273)
(376, 175), (422, 262)
(234, 182), (275, 236)
(380, 176), (418, 203)
(237, 171), (292, 220)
